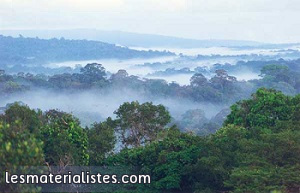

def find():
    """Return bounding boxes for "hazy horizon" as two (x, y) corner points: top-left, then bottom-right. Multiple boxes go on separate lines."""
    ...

(1, 28), (265, 43)
(1, 0), (300, 44)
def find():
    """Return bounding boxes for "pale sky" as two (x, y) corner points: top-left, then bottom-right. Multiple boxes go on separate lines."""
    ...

(1, 0), (300, 43)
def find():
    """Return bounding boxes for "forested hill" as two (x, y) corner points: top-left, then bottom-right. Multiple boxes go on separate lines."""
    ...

(0, 29), (265, 48)
(0, 35), (174, 66)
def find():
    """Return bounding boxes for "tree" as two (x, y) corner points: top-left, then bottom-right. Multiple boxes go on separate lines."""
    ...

(225, 130), (300, 193)
(41, 110), (89, 167)
(0, 102), (43, 134)
(88, 120), (116, 165)
(80, 63), (106, 84)
(225, 88), (292, 131)
(257, 64), (298, 95)
(0, 102), (45, 192)
(186, 88), (300, 192)
(103, 88), (300, 193)
(0, 122), (44, 192)
(210, 69), (237, 91)
(105, 127), (203, 192)
(110, 69), (129, 81)
(190, 73), (208, 87)
(260, 64), (291, 84)
(178, 109), (209, 135)
(48, 73), (77, 89)
(221, 88), (300, 192)
(114, 101), (171, 148)
(185, 125), (248, 193)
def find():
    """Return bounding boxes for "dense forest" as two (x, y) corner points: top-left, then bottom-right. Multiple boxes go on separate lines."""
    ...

(2, 61), (300, 100)
(2, 0), (300, 191)
(1, 88), (300, 192)
(1, 36), (300, 193)
(1, 60), (300, 193)
(1, 60), (300, 133)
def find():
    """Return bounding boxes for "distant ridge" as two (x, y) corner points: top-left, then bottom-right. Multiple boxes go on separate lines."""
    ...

(0, 35), (174, 67)
(1, 29), (265, 48)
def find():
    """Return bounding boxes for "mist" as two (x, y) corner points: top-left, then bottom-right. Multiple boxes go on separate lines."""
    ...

(0, 88), (225, 127)
(1, 35), (298, 133)
(129, 46), (295, 56)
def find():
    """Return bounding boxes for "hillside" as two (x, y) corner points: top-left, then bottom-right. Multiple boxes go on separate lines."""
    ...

(0, 35), (174, 67)
(1, 29), (265, 48)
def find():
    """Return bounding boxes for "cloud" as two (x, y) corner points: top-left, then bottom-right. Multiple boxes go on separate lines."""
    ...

(3, 0), (297, 13)
(185, 0), (300, 13)
(143, 0), (187, 12)
(0, 0), (300, 42)
(1, 0), (124, 12)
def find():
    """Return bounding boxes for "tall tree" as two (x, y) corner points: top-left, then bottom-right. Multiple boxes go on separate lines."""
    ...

(41, 110), (89, 167)
(80, 63), (106, 84)
(0, 122), (44, 192)
(88, 120), (116, 165)
(0, 102), (43, 134)
(114, 101), (171, 148)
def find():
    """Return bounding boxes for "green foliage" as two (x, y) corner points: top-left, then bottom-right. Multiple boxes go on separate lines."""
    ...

(0, 102), (43, 134)
(255, 64), (300, 95)
(106, 127), (203, 192)
(260, 64), (290, 83)
(0, 122), (44, 192)
(221, 88), (300, 192)
(225, 88), (292, 131)
(113, 101), (171, 148)
(188, 70), (243, 103)
(80, 63), (107, 85)
(107, 88), (300, 193)
(88, 120), (116, 165)
(224, 129), (300, 193)
(1, 88), (300, 193)
(0, 103), (44, 192)
(184, 125), (248, 192)
(41, 110), (89, 166)
(177, 109), (220, 136)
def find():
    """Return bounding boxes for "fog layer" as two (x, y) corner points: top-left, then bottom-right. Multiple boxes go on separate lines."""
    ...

(1, 89), (224, 126)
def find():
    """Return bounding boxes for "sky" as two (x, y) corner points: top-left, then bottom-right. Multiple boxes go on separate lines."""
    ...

(0, 0), (300, 43)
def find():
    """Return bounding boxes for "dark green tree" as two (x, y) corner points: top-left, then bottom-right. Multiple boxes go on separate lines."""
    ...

(190, 73), (208, 87)
(106, 127), (203, 192)
(0, 121), (44, 192)
(260, 64), (291, 84)
(225, 88), (292, 131)
(87, 120), (116, 165)
(0, 102), (43, 134)
(41, 110), (89, 166)
(114, 101), (171, 148)
(80, 63), (106, 84)
(221, 88), (300, 192)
